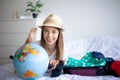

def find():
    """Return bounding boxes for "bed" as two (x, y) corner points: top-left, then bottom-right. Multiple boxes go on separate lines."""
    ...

(0, 36), (120, 80)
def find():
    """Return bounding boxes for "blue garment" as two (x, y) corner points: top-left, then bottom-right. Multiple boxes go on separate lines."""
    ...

(92, 51), (105, 59)
(105, 57), (114, 63)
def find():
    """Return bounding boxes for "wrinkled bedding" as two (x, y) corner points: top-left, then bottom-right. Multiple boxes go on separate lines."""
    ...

(65, 36), (120, 61)
(0, 36), (120, 80)
(0, 63), (120, 80)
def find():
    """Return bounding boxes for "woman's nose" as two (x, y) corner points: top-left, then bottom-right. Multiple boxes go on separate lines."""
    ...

(48, 32), (52, 37)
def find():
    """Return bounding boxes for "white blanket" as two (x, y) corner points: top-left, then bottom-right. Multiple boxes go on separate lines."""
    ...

(0, 63), (120, 80)
(65, 36), (120, 60)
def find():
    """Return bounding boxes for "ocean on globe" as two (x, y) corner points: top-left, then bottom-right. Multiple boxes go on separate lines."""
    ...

(13, 43), (49, 80)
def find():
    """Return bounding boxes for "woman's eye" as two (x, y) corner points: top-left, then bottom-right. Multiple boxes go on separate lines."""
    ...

(44, 29), (48, 32)
(52, 31), (57, 34)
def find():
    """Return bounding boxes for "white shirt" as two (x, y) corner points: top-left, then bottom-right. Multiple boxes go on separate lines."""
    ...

(49, 50), (56, 60)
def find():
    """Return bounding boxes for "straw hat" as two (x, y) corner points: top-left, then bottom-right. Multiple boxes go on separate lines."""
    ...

(40, 14), (64, 30)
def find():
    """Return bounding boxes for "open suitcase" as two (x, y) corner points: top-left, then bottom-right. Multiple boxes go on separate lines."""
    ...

(63, 51), (107, 76)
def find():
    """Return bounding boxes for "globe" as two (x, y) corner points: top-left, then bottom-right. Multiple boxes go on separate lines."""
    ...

(13, 43), (49, 80)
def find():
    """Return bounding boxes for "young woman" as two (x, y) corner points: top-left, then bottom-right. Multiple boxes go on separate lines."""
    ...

(25, 14), (68, 77)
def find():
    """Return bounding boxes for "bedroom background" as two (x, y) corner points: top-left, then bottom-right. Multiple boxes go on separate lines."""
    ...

(0, 0), (120, 65)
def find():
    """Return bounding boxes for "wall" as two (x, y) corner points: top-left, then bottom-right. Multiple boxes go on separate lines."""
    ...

(0, 19), (36, 65)
(0, 0), (120, 39)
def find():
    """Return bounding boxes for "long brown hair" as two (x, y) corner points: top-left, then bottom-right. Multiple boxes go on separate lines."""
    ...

(40, 27), (64, 60)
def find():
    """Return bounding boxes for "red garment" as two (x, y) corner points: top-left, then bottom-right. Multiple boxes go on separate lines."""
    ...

(111, 61), (120, 77)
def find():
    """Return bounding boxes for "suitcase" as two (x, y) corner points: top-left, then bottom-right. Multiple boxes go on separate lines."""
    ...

(63, 51), (107, 76)
(63, 66), (106, 76)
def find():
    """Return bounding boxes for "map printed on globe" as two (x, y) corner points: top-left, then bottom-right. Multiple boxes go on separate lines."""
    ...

(13, 43), (49, 79)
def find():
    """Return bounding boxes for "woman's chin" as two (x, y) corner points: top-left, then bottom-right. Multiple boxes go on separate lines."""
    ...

(46, 42), (53, 46)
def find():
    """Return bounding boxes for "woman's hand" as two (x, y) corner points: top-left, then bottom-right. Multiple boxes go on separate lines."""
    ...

(25, 28), (38, 44)
(49, 60), (59, 70)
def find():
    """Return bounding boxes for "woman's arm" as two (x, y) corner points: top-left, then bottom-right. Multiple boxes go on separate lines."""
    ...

(25, 28), (38, 44)
(49, 60), (64, 77)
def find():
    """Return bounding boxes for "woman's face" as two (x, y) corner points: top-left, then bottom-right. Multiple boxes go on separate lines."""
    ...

(43, 26), (59, 46)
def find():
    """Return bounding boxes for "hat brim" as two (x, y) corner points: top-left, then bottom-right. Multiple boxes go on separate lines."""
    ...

(38, 25), (64, 31)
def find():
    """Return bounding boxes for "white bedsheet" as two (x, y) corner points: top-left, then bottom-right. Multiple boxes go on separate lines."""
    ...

(0, 63), (120, 80)
(0, 36), (120, 80)
(65, 36), (120, 60)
